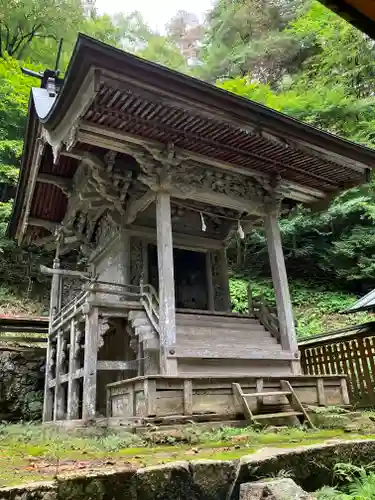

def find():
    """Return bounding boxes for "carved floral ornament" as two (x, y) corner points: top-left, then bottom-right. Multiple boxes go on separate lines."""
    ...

(54, 140), (285, 250)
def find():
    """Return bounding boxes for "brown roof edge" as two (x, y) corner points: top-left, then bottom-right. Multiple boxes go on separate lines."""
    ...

(320, 0), (375, 40)
(7, 97), (38, 239)
(44, 34), (375, 170)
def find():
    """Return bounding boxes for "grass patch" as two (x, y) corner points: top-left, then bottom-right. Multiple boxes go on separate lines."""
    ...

(0, 422), (372, 487)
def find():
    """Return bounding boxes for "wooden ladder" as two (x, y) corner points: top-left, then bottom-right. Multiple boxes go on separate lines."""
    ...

(232, 379), (314, 428)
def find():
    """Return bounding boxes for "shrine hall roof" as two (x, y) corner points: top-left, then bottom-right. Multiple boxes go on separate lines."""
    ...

(8, 34), (375, 243)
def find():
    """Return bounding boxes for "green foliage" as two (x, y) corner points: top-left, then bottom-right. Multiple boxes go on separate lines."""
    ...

(314, 486), (351, 499)
(315, 465), (375, 499)
(137, 35), (187, 72)
(0, 0), (84, 60)
(198, 0), (309, 83)
(211, 1), (375, 303)
(0, 56), (39, 140)
(229, 277), (374, 337)
(347, 472), (375, 499)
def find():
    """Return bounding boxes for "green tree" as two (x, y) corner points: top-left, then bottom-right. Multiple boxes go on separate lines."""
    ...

(113, 10), (154, 52)
(198, 0), (311, 83)
(0, 55), (39, 206)
(0, 0), (84, 60)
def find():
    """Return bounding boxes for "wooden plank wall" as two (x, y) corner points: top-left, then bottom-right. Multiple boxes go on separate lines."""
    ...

(300, 328), (375, 406)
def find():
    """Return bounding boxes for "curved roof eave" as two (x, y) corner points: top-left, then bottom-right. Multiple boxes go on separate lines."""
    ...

(7, 94), (38, 239)
(41, 34), (375, 170)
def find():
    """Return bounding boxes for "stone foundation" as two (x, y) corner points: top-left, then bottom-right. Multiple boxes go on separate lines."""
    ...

(0, 347), (45, 420)
(2, 440), (375, 500)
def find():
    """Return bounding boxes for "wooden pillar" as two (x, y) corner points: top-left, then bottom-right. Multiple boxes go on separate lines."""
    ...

(206, 252), (215, 311)
(120, 231), (131, 285)
(82, 307), (99, 420)
(264, 211), (300, 373)
(219, 248), (231, 311)
(53, 330), (65, 420)
(67, 320), (80, 420)
(43, 255), (62, 422)
(156, 191), (177, 375)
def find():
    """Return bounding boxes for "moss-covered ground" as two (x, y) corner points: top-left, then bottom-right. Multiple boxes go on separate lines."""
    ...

(1, 421), (375, 488)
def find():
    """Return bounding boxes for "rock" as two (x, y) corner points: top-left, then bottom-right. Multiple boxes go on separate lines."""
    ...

(189, 459), (237, 500)
(0, 349), (44, 421)
(239, 478), (313, 500)
(0, 482), (57, 500)
(239, 482), (264, 500)
(135, 462), (198, 500)
(145, 428), (188, 444)
(57, 469), (136, 500)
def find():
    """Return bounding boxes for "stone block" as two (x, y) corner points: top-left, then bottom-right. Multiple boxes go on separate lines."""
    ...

(189, 459), (237, 500)
(56, 469), (136, 500)
(134, 461), (198, 500)
(0, 482), (57, 500)
(239, 479), (313, 500)
(231, 440), (375, 499)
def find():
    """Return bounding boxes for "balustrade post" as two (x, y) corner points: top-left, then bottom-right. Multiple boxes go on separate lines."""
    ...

(67, 319), (80, 420)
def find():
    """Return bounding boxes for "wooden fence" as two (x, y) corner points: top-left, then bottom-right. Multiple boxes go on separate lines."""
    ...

(300, 321), (375, 406)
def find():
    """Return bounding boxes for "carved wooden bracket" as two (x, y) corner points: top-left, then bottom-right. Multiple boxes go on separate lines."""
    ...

(98, 317), (111, 350)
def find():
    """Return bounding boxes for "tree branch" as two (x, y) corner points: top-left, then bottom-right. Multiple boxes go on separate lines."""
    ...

(11, 24), (43, 58)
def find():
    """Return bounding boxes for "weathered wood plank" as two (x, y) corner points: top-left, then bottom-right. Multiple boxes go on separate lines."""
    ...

(316, 378), (326, 406)
(82, 308), (99, 420)
(97, 360), (138, 371)
(156, 191), (177, 375)
(167, 345), (297, 360)
(53, 331), (65, 421)
(183, 379), (193, 415)
(67, 320), (80, 420)
(144, 378), (157, 416)
(264, 211), (300, 374)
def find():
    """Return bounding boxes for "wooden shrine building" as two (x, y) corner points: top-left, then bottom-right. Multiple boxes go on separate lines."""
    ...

(9, 35), (375, 425)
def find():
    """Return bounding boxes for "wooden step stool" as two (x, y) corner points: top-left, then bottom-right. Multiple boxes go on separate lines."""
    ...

(232, 379), (314, 428)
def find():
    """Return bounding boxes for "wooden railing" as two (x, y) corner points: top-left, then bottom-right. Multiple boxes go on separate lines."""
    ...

(51, 289), (88, 334)
(247, 283), (281, 342)
(140, 280), (160, 335)
(50, 277), (161, 337)
(299, 322), (375, 406)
